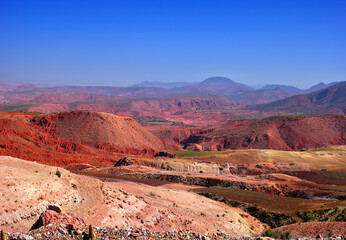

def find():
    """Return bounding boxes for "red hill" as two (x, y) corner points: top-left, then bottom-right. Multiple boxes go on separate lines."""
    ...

(0, 111), (164, 166)
(183, 115), (346, 151)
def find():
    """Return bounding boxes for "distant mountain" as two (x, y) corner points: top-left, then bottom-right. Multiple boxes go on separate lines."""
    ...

(3, 78), (342, 107)
(260, 82), (340, 95)
(199, 77), (251, 90)
(0, 80), (22, 92)
(250, 84), (264, 90)
(131, 81), (196, 89)
(7, 85), (175, 98)
(303, 81), (340, 93)
(249, 81), (346, 114)
(0, 81), (53, 93)
(261, 84), (302, 94)
(228, 88), (291, 105)
(176, 77), (252, 96)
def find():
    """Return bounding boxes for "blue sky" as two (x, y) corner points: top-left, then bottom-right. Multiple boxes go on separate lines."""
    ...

(0, 0), (345, 88)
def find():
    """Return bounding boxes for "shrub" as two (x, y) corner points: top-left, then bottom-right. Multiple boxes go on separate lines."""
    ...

(287, 189), (313, 199)
(56, 170), (61, 178)
(272, 229), (291, 239)
(264, 228), (273, 237)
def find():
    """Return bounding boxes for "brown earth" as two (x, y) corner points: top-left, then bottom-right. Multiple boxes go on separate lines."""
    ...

(0, 111), (164, 166)
(183, 115), (346, 151)
(0, 156), (264, 236)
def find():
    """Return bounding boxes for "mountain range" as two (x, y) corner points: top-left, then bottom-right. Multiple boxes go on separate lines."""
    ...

(249, 81), (346, 114)
(1, 77), (341, 105)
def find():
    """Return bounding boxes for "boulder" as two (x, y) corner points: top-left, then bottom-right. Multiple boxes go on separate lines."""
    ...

(30, 210), (85, 230)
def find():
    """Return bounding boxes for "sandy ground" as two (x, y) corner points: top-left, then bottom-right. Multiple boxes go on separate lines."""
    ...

(0, 156), (264, 237)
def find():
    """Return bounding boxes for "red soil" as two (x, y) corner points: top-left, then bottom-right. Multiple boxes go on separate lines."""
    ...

(0, 111), (164, 167)
(183, 115), (346, 151)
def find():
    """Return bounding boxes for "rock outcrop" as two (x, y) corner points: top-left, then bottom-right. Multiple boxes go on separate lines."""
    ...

(30, 210), (85, 230)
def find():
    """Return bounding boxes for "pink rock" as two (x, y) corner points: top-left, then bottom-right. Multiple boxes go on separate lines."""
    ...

(30, 210), (85, 230)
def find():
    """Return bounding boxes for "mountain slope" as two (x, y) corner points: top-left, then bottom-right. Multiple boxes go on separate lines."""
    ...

(303, 81), (340, 93)
(249, 81), (346, 114)
(261, 84), (302, 94)
(183, 115), (346, 151)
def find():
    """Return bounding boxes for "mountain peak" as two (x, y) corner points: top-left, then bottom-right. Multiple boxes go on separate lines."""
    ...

(201, 77), (235, 85)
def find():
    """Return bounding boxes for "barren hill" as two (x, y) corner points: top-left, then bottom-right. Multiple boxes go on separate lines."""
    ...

(0, 111), (164, 166)
(183, 115), (346, 151)
(41, 111), (164, 150)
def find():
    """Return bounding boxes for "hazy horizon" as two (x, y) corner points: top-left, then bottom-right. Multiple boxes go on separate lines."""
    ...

(0, 76), (342, 90)
(1, 1), (345, 89)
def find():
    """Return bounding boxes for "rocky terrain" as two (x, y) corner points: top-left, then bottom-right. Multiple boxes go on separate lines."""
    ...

(1, 79), (345, 239)
(0, 156), (264, 237)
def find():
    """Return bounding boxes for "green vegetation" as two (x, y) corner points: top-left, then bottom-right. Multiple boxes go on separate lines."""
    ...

(199, 193), (296, 228)
(193, 187), (346, 221)
(169, 150), (227, 158)
(135, 116), (170, 123)
(1, 103), (35, 112)
(246, 204), (296, 228)
(56, 170), (61, 178)
(264, 228), (291, 239)
(297, 207), (346, 222)
(287, 190), (313, 199)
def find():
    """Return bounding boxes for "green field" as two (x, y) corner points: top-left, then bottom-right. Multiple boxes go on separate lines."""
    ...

(169, 150), (228, 158)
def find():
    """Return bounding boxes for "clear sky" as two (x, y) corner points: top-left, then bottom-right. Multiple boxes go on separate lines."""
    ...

(0, 0), (345, 88)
